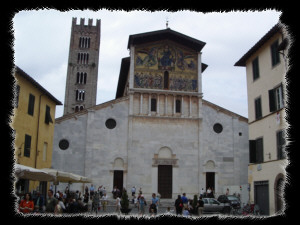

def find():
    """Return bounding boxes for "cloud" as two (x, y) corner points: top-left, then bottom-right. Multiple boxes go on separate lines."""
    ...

(12, 9), (281, 119)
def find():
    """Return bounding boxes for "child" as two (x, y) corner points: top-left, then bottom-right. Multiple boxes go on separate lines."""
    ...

(183, 206), (190, 217)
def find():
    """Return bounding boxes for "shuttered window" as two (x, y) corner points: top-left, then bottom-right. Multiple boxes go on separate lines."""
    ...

(269, 84), (284, 113)
(15, 85), (20, 108)
(252, 57), (260, 81)
(28, 94), (35, 116)
(45, 105), (53, 124)
(24, 134), (31, 157)
(255, 97), (262, 120)
(277, 130), (286, 160)
(271, 39), (280, 67)
(249, 137), (264, 163)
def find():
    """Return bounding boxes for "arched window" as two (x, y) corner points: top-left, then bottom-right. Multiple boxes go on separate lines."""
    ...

(76, 90), (85, 101)
(84, 73), (87, 84)
(76, 72), (80, 83)
(164, 71), (169, 89)
(86, 53), (89, 64)
(87, 38), (90, 48)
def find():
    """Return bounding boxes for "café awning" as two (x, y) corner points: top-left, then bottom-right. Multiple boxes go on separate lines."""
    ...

(41, 168), (92, 183)
(15, 164), (56, 182)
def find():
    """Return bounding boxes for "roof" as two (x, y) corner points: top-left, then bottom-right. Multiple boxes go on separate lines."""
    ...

(202, 99), (248, 123)
(234, 23), (282, 67)
(128, 28), (206, 52)
(115, 57), (130, 99)
(15, 66), (63, 105)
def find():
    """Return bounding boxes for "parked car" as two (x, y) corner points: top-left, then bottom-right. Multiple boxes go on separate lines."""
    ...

(217, 195), (241, 209)
(202, 198), (230, 214)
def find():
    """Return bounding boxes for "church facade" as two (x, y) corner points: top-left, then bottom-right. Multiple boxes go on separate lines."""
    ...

(52, 24), (249, 199)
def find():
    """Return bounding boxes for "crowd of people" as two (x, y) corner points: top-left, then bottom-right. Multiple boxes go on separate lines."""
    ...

(18, 184), (216, 217)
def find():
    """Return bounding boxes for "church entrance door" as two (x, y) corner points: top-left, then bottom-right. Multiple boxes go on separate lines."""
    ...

(113, 170), (123, 193)
(158, 165), (172, 199)
(206, 172), (215, 192)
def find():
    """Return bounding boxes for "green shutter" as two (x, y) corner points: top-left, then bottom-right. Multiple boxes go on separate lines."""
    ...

(249, 140), (257, 163)
(28, 94), (35, 116)
(252, 57), (259, 80)
(24, 134), (31, 157)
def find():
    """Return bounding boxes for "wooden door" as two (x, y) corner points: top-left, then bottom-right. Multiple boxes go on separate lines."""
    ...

(113, 170), (123, 192)
(158, 165), (172, 199)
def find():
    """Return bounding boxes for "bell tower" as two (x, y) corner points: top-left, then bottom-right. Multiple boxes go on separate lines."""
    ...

(63, 17), (101, 115)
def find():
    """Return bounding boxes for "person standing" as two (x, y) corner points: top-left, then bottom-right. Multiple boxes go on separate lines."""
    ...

(91, 190), (100, 214)
(181, 193), (188, 209)
(138, 195), (146, 215)
(45, 190), (58, 213)
(226, 188), (229, 196)
(101, 193), (108, 212)
(151, 193), (159, 214)
(131, 186), (136, 197)
(197, 196), (204, 216)
(90, 184), (95, 200)
(19, 193), (34, 213)
(115, 196), (121, 214)
(174, 195), (183, 215)
(200, 188), (204, 198)
(33, 191), (44, 212)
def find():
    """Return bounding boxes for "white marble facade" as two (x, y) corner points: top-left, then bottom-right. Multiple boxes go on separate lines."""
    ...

(52, 29), (249, 199)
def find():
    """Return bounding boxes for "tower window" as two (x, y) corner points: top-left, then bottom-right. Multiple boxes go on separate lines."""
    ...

(77, 53), (89, 65)
(76, 90), (85, 101)
(76, 72), (87, 84)
(79, 37), (91, 48)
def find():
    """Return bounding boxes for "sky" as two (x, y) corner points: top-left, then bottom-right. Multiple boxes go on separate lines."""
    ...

(13, 9), (282, 118)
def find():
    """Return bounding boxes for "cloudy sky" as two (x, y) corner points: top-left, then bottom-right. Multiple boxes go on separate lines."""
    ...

(13, 9), (281, 118)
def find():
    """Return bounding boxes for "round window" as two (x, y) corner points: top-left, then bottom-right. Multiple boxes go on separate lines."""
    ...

(59, 139), (69, 150)
(213, 123), (223, 134)
(105, 118), (116, 129)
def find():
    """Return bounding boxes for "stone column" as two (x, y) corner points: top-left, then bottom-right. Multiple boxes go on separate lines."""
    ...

(157, 94), (160, 116)
(148, 94), (151, 116)
(140, 93), (143, 115)
(165, 94), (168, 116)
(189, 95), (192, 117)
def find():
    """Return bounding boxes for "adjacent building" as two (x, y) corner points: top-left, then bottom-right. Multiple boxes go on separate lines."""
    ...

(52, 24), (249, 200)
(12, 66), (62, 196)
(235, 23), (288, 215)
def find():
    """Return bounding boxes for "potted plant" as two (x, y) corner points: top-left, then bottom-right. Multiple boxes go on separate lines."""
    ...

(120, 189), (131, 215)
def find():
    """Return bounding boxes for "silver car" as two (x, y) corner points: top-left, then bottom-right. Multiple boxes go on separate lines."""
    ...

(202, 198), (229, 214)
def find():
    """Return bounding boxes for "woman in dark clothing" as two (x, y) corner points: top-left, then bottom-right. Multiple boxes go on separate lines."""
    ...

(174, 195), (183, 215)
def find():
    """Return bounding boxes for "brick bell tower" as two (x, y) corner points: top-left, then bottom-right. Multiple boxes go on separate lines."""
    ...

(63, 17), (101, 115)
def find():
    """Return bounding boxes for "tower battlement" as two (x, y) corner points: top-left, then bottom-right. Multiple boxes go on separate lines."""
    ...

(72, 17), (100, 28)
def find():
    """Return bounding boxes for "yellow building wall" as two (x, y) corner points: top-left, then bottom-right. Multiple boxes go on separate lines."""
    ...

(12, 71), (57, 192)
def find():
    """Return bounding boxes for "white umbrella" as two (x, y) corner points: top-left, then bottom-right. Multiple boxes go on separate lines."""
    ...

(15, 164), (55, 181)
(41, 168), (91, 183)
